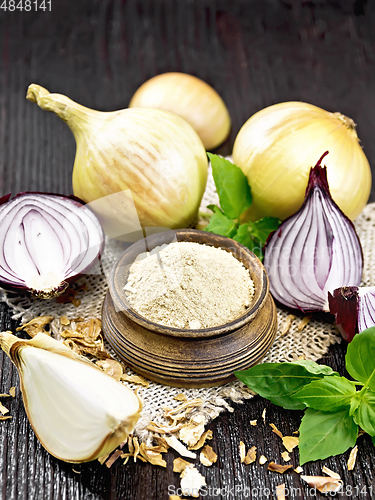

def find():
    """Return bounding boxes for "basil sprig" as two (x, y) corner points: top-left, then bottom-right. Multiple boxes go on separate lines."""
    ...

(235, 360), (339, 411)
(204, 154), (280, 260)
(235, 328), (375, 464)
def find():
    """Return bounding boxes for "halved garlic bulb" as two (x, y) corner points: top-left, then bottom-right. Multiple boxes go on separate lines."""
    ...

(0, 332), (141, 463)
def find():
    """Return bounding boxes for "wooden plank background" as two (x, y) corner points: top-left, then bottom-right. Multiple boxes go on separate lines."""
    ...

(0, 1), (375, 498)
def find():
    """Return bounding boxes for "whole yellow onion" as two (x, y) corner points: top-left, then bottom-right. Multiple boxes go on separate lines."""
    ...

(129, 73), (231, 150)
(26, 84), (208, 239)
(233, 102), (371, 221)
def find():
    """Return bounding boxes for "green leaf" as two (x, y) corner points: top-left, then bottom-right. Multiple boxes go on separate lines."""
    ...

(293, 376), (357, 411)
(298, 408), (358, 465)
(352, 390), (375, 436)
(206, 204), (219, 212)
(207, 153), (252, 220)
(234, 218), (281, 259)
(204, 206), (237, 238)
(234, 361), (339, 410)
(295, 360), (340, 376)
(246, 217), (281, 242)
(346, 327), (375, 390)
(234, 223), (263, 259)
(349, 393), (362, 416)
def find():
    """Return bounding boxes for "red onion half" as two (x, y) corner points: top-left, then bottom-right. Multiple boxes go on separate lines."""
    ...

(329, 286), (375, 342)
(0, 193), (104, 298)
(263, 152), (363, 312)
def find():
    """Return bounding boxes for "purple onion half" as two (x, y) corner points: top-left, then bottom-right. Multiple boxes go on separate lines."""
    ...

(263, 152), (363, 313)
(329, 286), (375, 342)
(0, 192), (104, 298)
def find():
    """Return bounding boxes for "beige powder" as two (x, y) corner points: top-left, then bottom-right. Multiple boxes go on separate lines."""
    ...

(124, 241), (254, 329)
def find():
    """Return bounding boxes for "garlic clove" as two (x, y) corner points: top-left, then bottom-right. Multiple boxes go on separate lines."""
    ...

(0, 332), (141, 463)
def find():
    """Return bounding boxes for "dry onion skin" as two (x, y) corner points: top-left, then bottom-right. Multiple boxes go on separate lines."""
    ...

(233, 101), (371, 221)
(129, 73), (231, 150)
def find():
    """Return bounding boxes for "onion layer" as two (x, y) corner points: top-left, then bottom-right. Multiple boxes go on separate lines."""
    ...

(233, 101), (371, 221)
(263, 152), (363, 312)
(329, 286), (375, 342)
(0, 193), (104, 298)
(0, 331), (141, 463)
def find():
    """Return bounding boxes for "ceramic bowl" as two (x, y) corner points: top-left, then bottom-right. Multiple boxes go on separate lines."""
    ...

(102, 228), (277, 388)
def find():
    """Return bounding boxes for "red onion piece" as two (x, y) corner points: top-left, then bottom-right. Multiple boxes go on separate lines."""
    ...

(329, 286), (375, 342)
(328, 286), (358, 342)
(263, 152), (363, 312)
(0, 193), (104, 298)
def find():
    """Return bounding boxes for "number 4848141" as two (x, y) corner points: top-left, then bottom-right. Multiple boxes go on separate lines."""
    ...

(1, 0), (51, 11)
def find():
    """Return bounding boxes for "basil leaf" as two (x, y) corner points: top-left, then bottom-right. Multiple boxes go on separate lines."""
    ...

(349, 393), (362, 416)
(352, 390), (375, 436)
(246, 217), (281, 242)
(204, 206), (237, 238)
(207, 153), (252, 220)
(293, 376), (357, 411)
(234, 224), (263, 259)
(234, 218), (281, 259)
(298, 408), (358, 465)
(346, 327), (375, 390)
(235, 361), (339, 410)
(294, 360), (339, 376)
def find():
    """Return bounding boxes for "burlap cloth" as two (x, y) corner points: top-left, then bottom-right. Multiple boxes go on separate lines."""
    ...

(2, 166), (373, 443)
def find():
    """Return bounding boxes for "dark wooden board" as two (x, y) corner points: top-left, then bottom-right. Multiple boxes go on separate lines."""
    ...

(1, 1), (375, 498)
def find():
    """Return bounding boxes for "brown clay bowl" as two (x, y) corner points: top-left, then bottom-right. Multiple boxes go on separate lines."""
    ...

(102, 228), (277, 388)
